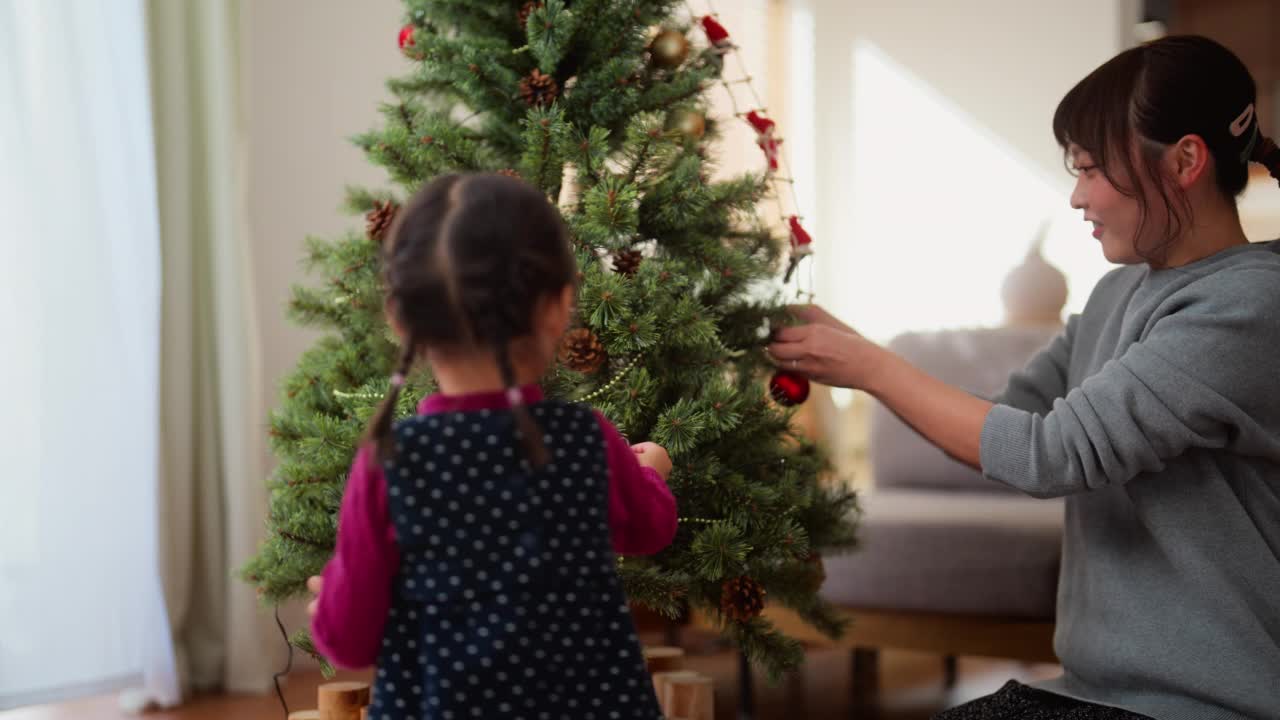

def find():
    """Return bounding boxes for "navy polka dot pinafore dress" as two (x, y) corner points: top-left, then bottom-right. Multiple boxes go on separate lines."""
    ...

(369, 399), (664, 720)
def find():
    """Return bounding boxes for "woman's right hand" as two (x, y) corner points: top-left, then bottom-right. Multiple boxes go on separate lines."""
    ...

(768, 303), (889, 392)
(631, 442), (673, 480)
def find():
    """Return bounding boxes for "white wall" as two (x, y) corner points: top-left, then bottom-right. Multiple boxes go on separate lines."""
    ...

(244, 0), (404, 419)
(815, 0), (1138, 183)
(800, 0), (1140, 344)
(241, 0), (404, 665)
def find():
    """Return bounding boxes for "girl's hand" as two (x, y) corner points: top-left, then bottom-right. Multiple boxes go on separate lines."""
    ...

(767, 322), (886, 391)
(785, 304), (855, 335)
(306, 575), (323, 618)
(631, 442), (673, 480)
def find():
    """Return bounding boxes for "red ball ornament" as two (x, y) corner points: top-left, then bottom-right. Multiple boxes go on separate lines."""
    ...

(769, 369), (810, 406)
(398, 24), (416, 52)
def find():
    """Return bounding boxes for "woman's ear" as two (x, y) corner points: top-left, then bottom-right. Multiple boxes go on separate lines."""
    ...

(1169, 134), (1211, 189)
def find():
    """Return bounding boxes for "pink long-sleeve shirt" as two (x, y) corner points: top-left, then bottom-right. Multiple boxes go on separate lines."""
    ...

(311, 385), (677, 669)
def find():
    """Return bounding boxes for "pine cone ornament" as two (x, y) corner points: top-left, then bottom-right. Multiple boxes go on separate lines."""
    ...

(517, 1), (543, 30)
(720, 575), (766, 622)
(612, 249), (643, 276)
(365, 200), (398, 244)
(559, 328), (606, 373)
(519, 69), (559, 108)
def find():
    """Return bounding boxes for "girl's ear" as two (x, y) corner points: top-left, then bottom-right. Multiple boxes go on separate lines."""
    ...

(385, 298), (407, 341)
(532, 285), (575, 360)
(1169, 133), (1212, 189)
(559, 284), (576, 320)
(548, 284), (576, 335)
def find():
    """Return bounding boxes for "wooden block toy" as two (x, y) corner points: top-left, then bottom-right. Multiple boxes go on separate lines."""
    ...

(661, 672), (714, 720)
(642, 645), (685, 674)
(652, 669), (699, 703)
(318, 681), (371, 720)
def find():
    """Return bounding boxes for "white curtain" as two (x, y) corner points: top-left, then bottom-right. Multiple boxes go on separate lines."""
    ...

(0, 0), (179, 710)
(147, 0), (277, 695)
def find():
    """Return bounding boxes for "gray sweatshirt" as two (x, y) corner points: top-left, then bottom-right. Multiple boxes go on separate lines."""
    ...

(981, 241), (1280, 720)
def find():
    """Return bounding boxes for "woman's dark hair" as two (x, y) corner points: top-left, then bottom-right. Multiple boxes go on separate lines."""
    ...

(365, 172), (577, 466)
(1053, 35), (1280, 262)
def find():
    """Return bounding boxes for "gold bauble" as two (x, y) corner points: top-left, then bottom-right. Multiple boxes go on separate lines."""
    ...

(649, 29), (689, 69)
(665, 109), (706, 139)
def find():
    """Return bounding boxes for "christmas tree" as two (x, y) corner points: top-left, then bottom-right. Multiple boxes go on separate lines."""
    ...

(241, 0), (859, 680)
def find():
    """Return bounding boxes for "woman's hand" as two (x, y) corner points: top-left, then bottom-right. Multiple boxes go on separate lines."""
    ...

(768, 307), (885, 391)
(774, 304), (991, 467)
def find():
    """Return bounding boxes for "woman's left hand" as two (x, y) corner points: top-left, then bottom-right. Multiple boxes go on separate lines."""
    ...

(767, 322), (885, 391)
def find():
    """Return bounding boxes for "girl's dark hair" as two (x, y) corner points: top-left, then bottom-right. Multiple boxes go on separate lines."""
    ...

(365, 173), (577, 466)
(1053, 35), (1280, 263)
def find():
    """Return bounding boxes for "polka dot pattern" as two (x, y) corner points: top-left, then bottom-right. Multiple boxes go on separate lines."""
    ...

(372, 400), (662, 719)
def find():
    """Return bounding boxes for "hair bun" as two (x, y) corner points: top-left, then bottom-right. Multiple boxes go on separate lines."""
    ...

(1252, 135), (1280, 184)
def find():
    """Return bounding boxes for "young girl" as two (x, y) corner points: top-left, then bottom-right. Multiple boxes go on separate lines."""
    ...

(307, 173), (677, 719)
(770, 36), (1280, 720)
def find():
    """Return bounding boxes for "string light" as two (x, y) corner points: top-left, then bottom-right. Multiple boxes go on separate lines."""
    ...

(579, 354), (642, 403)
(333, 389), (383, 401)
(679, 516), (721, 525)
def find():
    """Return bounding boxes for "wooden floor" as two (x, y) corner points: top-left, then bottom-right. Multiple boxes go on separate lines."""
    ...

(3, 630), (1060, 720)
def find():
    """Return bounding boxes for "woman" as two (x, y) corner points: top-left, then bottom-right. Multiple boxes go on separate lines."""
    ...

(770, 35), (1280, 720)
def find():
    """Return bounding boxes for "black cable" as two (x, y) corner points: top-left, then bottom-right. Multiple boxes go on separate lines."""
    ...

(273, 604), (293, 719)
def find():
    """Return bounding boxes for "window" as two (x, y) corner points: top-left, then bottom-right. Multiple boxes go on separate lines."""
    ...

(0, 0), (169, 707)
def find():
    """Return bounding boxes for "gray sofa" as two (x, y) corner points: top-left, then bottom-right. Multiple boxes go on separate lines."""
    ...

(822, 325), (1064, 619)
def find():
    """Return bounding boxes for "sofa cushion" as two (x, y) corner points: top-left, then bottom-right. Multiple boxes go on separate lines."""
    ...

(872, 325), (1060, 494)
(820, 489), (1062, 619)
